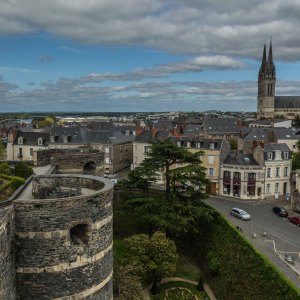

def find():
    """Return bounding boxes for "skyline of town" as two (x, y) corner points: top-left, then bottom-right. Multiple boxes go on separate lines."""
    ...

(1, 1), (300, 112)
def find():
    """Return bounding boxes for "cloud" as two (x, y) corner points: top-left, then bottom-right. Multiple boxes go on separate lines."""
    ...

(39, 55), (54, 63)
(80, 55), (246, 83)
(60, 45), (80, 53)
(2, 69), (300, 112)
(0, 1), (300, 59)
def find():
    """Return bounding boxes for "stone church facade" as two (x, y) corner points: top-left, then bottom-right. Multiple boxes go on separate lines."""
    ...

(257, 41), (300, 120)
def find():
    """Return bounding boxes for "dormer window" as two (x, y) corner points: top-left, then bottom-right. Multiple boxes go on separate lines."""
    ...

(275, 151), (281, 160)
(196, 142), (201, 149)
(284, 152), (289, 159)
(63, 135), (69, 143)
(18, 137), (23, 145)
(267, 152), (272, 160)
(186, 142), (191, 148)
(210, 143), (215, 149)
(50, 135), (55, 143)
(38, 138), (43, 146)
(177, 141), (181, 147)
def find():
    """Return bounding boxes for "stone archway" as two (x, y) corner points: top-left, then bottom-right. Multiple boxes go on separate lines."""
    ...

(83, 161), (97, 174)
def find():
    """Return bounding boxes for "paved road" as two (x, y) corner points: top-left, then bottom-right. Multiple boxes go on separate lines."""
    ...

(206, 196), (300, 288)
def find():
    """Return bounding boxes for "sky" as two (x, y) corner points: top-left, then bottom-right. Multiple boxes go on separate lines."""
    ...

(1, 1), (300, 112)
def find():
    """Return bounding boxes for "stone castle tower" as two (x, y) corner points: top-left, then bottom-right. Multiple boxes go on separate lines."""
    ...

(257, 41), (276, 119)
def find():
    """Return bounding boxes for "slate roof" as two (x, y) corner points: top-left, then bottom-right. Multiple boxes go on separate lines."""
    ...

(275, 96), (300, 109)
(204, 117), (240, 134)
(170, 137), (225, 150)
(243, 128), (271, 141)
(49, 127), (134, 145)
(223, 153), (260, 166)
(13, 130), (50, 146)
(264, 143), (291, 152)
(271, 127), (298, 140)
(135, 130), (170, 143)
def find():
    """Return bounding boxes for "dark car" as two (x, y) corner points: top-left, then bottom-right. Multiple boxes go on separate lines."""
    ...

(272, 207), (288, 217)
(288, 216), (300, 227)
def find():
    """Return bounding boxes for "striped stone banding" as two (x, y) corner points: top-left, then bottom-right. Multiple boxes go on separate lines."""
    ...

(16, 214), (113, 239)
(53, 271), (113, 300)
(17, 242), (112, 273)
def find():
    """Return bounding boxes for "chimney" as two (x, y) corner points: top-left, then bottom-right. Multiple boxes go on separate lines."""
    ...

(151, 128), (158, 138)
(135, 126), (144, 137)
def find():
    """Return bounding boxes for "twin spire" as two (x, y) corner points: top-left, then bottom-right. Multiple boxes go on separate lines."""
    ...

(262, 39), (273, 64)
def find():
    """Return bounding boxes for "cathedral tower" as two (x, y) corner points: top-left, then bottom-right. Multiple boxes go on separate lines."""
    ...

(257, 40), (276, 119)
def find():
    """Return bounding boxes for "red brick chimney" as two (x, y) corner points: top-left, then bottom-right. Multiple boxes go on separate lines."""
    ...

(135, 126), (144, 137)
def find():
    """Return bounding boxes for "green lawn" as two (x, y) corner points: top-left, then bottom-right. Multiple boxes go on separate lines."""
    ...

(151, 281), (210, 300)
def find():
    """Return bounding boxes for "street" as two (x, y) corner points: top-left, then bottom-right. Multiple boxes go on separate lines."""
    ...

(206, 196), (300, 289)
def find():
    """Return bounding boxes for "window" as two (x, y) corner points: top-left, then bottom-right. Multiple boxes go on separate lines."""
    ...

(38, 138), (43, 146)
(144, 146), (151, 153)
(267, 168), (271, 178)
(276, 167), (280, 177)
(275, 183), (279, 193)
(208, 156), (214, 165)
(30, 148), (33, 157)
(209, 143), (215, 149)
(177, 141), (181, 147)
(18, 147), (23, 158)
(105, 157), (110, 164)
(284, 167), (289, 176)
(50, 135), (55, 142)
(267, 152), (272, 160)
(186, 142), (191, 148)
(266, 184), (270, 193)
(284, 152), (289, 159)
(275, 151), (281, 160)
(70, 224), (89, 245)
(196, 142), (201, 149)
(105, 147), (110, 153)
(208, 168), (214, 176)
(224, 171), (230, 179)
(18, 137), (23, 145)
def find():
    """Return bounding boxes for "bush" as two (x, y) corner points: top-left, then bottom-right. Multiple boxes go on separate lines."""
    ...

(0, 163), (10, 174)
(14, 161), (34, 179)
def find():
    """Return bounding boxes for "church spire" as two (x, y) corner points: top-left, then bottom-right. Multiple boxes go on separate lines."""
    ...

(268, 38), (273, 63)
(262, 42), (267, 64)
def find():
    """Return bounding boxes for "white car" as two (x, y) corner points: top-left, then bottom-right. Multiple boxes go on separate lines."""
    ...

(230, 207), (251, 221)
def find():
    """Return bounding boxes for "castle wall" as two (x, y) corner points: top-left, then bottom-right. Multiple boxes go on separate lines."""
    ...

(0, 206), (16, 300)
(14, 175), (113, 300)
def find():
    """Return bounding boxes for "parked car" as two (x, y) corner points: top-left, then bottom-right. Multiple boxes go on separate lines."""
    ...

(287, 216), (300, 227)
(272, 207), (288, 217)
(230, 208), (251, 221)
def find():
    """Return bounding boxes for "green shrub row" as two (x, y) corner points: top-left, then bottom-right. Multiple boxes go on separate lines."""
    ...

(0, 174), (25, 193)
(197, 210), (300, 300)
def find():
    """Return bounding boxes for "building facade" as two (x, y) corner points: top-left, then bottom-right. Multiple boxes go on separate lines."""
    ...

(257, 41), (300, 119)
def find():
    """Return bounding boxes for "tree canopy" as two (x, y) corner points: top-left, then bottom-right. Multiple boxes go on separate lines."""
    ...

(125, 231), (178, 293)
(120, 138), (211, 237)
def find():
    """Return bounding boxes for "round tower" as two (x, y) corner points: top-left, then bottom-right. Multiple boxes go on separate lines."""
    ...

(14, 174), (113, 299)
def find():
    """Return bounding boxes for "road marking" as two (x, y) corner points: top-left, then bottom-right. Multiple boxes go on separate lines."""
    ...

(267, 232), (300, 250)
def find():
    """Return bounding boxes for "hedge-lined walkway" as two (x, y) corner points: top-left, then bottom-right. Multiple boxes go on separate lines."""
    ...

(142, 277), (217, 300)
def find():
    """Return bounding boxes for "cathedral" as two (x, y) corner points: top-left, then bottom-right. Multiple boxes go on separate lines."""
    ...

(257, 41), (300, 119)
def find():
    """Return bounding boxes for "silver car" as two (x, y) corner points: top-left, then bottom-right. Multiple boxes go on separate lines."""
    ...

(230, 207), (251, 221)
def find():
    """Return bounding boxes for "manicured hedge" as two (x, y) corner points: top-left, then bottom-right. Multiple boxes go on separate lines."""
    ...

(0, 174), (25, 193)
(197, 209), (300, 300)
